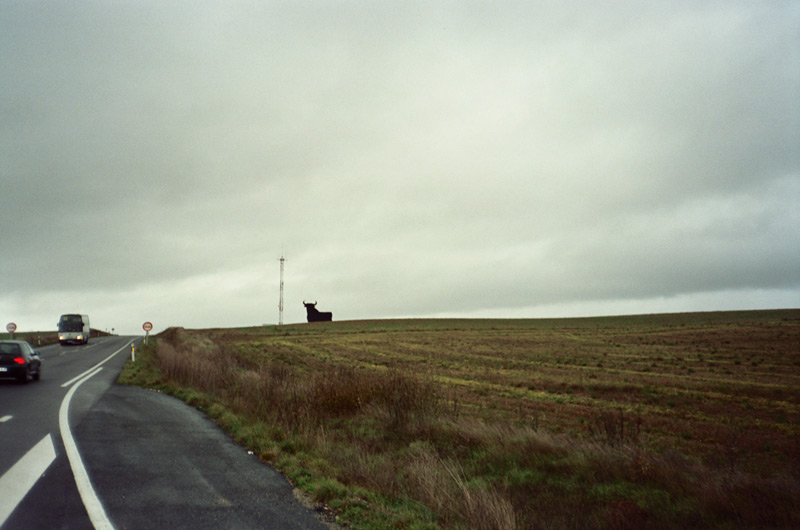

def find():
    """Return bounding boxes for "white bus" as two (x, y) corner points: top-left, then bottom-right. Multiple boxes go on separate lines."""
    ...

(58, 314), (91, 345)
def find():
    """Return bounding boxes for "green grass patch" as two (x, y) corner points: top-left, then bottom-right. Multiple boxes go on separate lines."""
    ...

(116, 311), (800, 529)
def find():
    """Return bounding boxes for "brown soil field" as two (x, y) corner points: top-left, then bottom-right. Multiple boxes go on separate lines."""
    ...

(205, 309), (799, 476)
(136, 309), (799, 528)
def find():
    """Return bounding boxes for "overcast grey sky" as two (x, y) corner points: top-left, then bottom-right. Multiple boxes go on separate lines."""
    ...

(2, 1), (798, 335)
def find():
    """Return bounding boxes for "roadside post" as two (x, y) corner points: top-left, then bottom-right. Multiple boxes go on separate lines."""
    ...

(142, 321), (153, 345)
(131, 343), (135, 363)
(6, 322), (16, 340)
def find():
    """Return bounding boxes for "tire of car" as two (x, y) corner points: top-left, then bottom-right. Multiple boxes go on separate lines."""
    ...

(18, 368), (29, 384)
(33, 367), (41, 381)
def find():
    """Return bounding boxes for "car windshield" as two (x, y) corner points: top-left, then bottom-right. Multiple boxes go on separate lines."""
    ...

(0, 343), (21, 354)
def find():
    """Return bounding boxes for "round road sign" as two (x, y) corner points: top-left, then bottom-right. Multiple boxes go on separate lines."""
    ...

(142, 321), (153, 332)
(6, 322), (17, 333)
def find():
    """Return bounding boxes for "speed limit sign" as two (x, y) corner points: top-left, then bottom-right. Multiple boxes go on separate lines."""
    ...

(142, 321), (153, 345)
(6, 322), (16, 333)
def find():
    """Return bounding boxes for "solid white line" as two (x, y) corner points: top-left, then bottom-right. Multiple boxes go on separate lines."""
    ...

(59, 367), (115, 530)
(62, 343), (131, 388)
(0, 434), (57, 527)
(0, 415), (11, 423)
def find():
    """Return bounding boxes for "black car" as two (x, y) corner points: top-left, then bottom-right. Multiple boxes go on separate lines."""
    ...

(0, 340), (42, 383)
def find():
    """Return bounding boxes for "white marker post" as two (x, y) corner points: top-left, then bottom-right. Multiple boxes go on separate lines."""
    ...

(5, 322), (16, 340)
(130, 343), (135, 363)
(142, 321), (153, 345)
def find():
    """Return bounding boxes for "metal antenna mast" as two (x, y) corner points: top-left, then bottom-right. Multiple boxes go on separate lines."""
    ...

(278, 252), (285, 325)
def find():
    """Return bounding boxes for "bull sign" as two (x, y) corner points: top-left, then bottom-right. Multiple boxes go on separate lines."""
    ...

(303, 301), (333, 322)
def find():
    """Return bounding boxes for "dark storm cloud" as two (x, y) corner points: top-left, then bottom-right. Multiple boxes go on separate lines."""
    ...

(1, 1), (798, 333)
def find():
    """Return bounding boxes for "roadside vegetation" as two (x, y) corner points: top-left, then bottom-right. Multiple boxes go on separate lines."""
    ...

(118, 310), (799, 529)
(1, 331), (59, 346)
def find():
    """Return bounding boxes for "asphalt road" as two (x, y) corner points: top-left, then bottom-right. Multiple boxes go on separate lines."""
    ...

(0, 336), (331, 529)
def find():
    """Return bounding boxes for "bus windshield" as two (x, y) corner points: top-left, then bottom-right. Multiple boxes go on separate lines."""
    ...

(58, 315), (83, 332)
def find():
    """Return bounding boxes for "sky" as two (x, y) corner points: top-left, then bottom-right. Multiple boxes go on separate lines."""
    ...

(1, 1), (798, 336)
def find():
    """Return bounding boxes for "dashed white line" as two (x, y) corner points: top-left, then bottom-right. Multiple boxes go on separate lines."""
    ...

(62, 343), (131, 388)
(0, 434), (56, 527)
(0, 341), (127, 528)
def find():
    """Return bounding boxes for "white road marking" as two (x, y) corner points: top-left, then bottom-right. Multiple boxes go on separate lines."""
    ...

(0, 415), (12, 423)
(62, 343), (131, 388)
(0, 434), (56, 527)
(60, 366), (116, 530)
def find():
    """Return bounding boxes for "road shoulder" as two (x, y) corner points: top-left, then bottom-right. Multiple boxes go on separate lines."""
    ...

(74, 383), (338, 529)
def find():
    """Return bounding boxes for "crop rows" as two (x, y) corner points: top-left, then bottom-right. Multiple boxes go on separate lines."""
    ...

(121, 310), (800, 528)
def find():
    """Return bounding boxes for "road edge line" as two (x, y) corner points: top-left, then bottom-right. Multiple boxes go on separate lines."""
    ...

(59, 367), (115, 530)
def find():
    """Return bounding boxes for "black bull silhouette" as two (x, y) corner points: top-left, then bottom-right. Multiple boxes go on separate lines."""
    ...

(303, 301), (333, 322)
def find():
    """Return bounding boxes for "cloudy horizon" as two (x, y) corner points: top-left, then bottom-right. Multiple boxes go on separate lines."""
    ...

(2, 1), (798, 335)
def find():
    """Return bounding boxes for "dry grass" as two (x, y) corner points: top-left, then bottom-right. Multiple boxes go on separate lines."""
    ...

(2, 331), (60, 346)
(120, 310), (800, 529)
